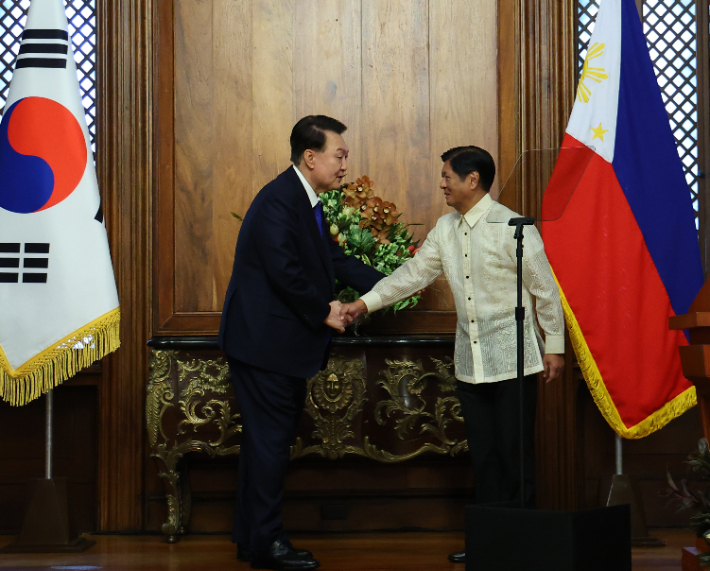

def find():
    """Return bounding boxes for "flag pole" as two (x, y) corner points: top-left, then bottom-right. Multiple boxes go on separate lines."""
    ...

(0, 386), (94, 553)
(606, 434), (664, 546)
(45, 390), (53, 480)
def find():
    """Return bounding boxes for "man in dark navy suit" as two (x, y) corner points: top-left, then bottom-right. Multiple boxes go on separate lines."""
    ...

(219, 115), (383, 571)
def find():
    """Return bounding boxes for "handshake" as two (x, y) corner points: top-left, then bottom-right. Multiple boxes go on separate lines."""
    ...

(324, 300), (368, 333)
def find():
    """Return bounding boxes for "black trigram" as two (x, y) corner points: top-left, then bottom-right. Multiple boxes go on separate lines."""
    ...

(0, 243), (49, 283)
(16, 29), (69, 70)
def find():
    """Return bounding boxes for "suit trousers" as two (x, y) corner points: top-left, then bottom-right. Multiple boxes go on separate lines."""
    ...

(456, 375), (538, 507)
(228, 357), (307, 551)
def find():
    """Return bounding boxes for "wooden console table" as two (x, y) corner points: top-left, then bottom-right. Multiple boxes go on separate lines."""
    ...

(146, 336), (465, 542)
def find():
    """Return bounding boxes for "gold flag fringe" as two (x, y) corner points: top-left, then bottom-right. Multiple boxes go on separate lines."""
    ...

(0, 308), (121, 406)
(553, 271), (695, 439)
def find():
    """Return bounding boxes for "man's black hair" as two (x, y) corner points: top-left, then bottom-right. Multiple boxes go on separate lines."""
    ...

(290, 115), (347, 164)
(441, 146), (496, 192)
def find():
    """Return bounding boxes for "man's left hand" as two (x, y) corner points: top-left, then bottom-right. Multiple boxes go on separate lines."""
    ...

(542, 354), (564, 383)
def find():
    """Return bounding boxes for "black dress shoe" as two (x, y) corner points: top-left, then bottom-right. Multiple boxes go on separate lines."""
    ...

(237, 544), (252, 562)
(448, 550), (466, 563)
(238, 542), (313, 563)
(250, 539), (319, 570)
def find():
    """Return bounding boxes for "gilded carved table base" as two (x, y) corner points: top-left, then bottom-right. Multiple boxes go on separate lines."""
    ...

(146, 345), (465, 542)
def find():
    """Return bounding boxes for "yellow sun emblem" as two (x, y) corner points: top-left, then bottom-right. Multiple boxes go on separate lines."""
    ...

(577, 43), (609, 103)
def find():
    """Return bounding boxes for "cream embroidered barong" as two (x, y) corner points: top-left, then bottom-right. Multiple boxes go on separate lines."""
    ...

(360, 194), (564, 384)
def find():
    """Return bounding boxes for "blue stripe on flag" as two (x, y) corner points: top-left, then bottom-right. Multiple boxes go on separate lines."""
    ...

(611, 0), (703, 316)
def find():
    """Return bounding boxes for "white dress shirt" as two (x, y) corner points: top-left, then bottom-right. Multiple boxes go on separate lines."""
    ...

(293, 165), (319, 207)
(360, 194), (565, 384)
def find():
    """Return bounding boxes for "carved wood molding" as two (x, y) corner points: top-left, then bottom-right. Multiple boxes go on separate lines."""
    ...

(498, 0), (579, 511)
(96, 0), (153, 530)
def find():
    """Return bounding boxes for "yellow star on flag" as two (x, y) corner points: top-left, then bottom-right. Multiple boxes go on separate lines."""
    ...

(591, 123), (609, 141)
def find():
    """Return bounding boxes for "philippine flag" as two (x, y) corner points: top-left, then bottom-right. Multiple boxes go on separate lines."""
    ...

(0, 0), (120, 406)
(542, 0), (703, 438)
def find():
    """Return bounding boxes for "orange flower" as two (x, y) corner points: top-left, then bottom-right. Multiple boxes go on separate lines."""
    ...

(360, 197), (385, 229)
(356, 175), (374, 188)
(342, 183), (361, 206)
(381, 200), (399, 225)
(376, 232), (391, 245)
(342, 177), (375, 207)
(368, 226), (391, 245)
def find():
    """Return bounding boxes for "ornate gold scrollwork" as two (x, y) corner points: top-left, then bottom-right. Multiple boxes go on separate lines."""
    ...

(291, 355), (466, 463)
(361, 357), (467, 462)
(175, 356), (240, 448)
(148, 349), (466, 539)
(147, 350), (241, 540)
(146, 350), (177, 448)
(291, 355), (368, 460)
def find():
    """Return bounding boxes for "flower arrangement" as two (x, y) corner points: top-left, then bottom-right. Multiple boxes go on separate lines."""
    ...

(319, 175), (422, 313)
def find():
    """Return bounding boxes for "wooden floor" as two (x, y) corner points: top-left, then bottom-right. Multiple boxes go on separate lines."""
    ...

(0, 528), (697, 570)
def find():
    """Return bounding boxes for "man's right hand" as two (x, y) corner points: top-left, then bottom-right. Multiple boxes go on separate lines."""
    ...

(341, 299), (368, 322)
(324, 301), (346, 333)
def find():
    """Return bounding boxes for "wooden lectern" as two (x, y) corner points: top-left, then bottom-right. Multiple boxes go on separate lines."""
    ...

(669, 278), (710, 571)
(669, 278), (710, 440)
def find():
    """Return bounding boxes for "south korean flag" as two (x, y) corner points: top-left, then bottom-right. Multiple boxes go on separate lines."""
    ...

(0, 0), (120, 406)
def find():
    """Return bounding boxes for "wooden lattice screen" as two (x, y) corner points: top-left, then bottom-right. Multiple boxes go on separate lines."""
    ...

(577, 0), (705, 226)
(0, 0), (96, 148)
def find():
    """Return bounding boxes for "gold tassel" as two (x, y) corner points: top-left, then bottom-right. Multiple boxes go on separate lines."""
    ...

(0, 308), (121, 406)
(552, 271), (695, 439)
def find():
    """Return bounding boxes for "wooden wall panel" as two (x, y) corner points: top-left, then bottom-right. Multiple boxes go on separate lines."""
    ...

(174, 0), (215, 312)
(158, 0), (499, 332)
(212, 0), (252, 305)
(251, 1), (294, 186)
(294, 0), (363, 178)
(173, 0), (295, 315)
(429, 1), (498, 199)
(360, 1), (431, 243)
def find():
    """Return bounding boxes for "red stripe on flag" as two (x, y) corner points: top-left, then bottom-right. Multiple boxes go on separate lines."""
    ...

(543, 135), (691, 429)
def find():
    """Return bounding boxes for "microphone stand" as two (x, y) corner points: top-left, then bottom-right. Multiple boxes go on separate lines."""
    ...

(508, 216), (535, 509)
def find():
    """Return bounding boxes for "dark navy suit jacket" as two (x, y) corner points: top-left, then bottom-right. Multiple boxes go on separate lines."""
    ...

(218, 166), (384, 378)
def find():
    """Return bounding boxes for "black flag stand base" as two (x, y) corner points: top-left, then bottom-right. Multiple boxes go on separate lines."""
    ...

(0, 478), (94, 553)
(0, 391), (94, 554)
(607, 438), (665, 547)
(607, 474), (664, 547)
